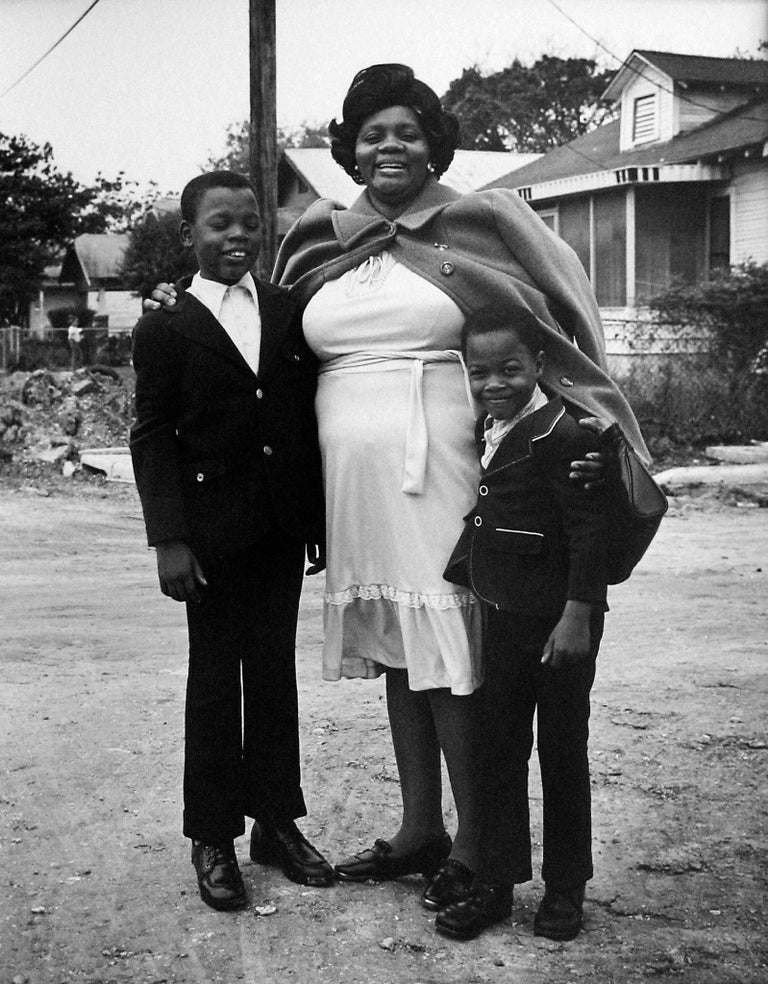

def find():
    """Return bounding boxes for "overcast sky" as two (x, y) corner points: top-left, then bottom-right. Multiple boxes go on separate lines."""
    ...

(1, 0), (766, 193)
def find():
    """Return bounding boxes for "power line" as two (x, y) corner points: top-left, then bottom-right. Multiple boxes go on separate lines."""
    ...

(0, 0), (103, 101)
(545, 0), (768, 124)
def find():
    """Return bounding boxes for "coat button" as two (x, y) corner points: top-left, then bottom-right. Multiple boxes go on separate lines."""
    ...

(440, 261), (455, 276)
(293, 354), (300, 362)
(263, 445), (273, 456)
(560, 375), (574, 387)
(479, 485), (488, 496)
(196, 473), (204, 482)
(256, 388), (264, 399)
(474, 515), (483, 527)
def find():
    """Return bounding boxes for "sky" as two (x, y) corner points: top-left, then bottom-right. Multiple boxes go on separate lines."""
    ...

(0, 0), (766, 194)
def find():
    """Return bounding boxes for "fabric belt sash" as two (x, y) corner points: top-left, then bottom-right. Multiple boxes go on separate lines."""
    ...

(319, 350), (475, 495)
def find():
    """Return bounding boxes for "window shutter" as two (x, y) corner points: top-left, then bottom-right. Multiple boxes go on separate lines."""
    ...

(632, 94), (657, 143)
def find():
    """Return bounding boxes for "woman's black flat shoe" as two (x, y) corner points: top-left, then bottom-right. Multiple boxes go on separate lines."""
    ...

(421, 858), (475, 911)
(334, 832), (452, 883)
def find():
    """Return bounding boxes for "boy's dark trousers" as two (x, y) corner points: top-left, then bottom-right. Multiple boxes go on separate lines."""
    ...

(182, 531), (308, 845)
(476, 607), (604, 891)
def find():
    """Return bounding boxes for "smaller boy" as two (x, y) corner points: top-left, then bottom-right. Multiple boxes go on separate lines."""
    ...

(130, 172), (331, 911)
(436, 305), (609, 942)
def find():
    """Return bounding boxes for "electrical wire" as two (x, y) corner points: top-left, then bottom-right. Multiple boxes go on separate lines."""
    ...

(544, 0), (768, 124)
(0, 0), (103, 101)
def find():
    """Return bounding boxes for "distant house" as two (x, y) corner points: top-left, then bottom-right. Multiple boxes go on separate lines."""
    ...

(483, 50), (768, 363)
(278, 147), (541, 234)
(58, 234), (141, 332)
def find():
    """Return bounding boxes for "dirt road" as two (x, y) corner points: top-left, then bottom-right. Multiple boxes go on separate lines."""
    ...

(1, 483), (766, 984)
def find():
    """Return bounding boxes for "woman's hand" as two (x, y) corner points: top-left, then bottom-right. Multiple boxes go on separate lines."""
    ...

(570, 416), (612, 488)
(142, 283), (177, 312)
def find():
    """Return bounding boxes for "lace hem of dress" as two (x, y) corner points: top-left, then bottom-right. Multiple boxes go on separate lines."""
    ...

(324, 583), (477, 610)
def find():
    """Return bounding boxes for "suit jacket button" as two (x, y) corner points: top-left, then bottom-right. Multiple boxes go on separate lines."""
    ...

(196, 472), (204, 482)
(293, 354), (300, 362)
(440, 261), (455, 276)
(474, 515), (483, 527)
(263, 445), (273, 456)
(479, 485), (488, 496)
(560, 375), (574, 386)
(256, 388), (264, 399)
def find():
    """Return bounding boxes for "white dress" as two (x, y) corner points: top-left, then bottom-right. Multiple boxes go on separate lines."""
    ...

(302, 253), (482, 694)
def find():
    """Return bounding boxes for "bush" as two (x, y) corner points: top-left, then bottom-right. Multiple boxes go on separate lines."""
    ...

(622, 261), (768, 448)
(620, 356), (768, 447)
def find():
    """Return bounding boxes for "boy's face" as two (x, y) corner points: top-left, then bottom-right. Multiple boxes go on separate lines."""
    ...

(180, 186), (261, 285)
(466, 328), (544, 420)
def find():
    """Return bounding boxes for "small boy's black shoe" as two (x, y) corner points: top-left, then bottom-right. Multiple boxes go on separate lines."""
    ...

(191, 840), (247, 911)
(334, 832), (451, 882)
(434, 882), (512, 940)
(533, 882), (585, 941)
(250, 820), (335, 887)
(421, 858), (475, 911)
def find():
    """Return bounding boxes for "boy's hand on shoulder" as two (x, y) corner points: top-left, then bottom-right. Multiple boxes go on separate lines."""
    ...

(156, 540), (207, 603)
(142, 282), (177, 312)
(542, 600), (592, 669)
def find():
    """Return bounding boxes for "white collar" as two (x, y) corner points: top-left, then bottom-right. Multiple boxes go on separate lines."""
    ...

(189, 271), (258, 314)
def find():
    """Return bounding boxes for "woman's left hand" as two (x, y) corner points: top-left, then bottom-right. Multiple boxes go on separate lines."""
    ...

(570, 416), (611, 488)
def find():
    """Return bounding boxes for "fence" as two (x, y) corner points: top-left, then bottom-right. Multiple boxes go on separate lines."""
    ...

(0, 325), (133, 371)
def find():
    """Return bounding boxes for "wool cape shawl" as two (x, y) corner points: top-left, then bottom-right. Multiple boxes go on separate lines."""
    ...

(273, 176), (649, 461)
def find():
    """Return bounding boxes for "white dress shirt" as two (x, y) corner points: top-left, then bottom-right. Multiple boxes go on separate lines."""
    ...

(187, 271), (262, 377)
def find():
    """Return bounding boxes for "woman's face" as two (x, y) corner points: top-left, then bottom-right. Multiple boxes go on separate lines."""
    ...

(354, 105), (431, 217)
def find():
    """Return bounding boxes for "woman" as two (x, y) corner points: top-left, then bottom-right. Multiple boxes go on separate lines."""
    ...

(149, 63), (646, 920)
(272, 63), (646, 912)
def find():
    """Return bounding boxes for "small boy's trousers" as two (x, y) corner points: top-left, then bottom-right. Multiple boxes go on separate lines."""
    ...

(182, 533), (308, 844)
(476, 607), (604, 891)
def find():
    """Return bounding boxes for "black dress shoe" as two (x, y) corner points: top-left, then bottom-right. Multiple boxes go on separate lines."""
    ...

(435, 882), (512, 940)
(334, 832), (452, 883)
(533, 882), (585, 941)
(191, 841), (247, 911)
(421, 858), (475, 911)
(249, 820), (335, 887)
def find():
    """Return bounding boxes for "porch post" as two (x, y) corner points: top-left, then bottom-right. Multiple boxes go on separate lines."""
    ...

(626, 186), (636, 308)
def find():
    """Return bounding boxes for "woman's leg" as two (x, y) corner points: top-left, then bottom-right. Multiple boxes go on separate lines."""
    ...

(384, 667), (446, 853)
(427, 688), (483, 871)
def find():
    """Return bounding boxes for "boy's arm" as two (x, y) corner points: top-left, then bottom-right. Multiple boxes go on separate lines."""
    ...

(130, 313), (191, 550)
(542, 425), (609, 668)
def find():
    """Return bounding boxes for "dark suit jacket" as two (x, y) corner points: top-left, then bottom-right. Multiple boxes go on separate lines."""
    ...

(444, 397), (608, 617)
(130, 278), (323, 559)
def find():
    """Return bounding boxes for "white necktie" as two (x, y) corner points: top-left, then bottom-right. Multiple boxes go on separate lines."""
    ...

(219, 284), (261, 376)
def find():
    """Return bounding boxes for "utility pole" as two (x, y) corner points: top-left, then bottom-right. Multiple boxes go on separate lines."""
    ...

(249, 0), (277, 278)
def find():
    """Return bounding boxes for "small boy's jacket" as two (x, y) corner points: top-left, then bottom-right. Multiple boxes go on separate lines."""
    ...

(444, 397), (608, 617)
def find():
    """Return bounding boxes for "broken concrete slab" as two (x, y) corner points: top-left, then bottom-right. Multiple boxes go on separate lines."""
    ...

(80, 447), (135, 483)
(705, 443), (768, 465)
(655, 462), (768, 489)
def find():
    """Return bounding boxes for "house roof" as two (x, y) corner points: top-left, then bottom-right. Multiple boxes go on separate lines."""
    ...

(484, 96), (768, 195)
(282, 147), (541, 205)
(603, 50), (768, 102)
(60, 234), (129, 286)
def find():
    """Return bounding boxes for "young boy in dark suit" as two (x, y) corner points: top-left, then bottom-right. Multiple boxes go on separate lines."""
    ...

(436, 305), (609, 942)
(130, 171), (333, 911)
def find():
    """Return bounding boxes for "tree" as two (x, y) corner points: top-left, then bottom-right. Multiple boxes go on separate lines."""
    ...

(0, 131), (158, 326)
(120, 209), (198, 300)
(206, 121), (330, 173)
(442, 55), (615, 153)
(0, 132), (104, 325)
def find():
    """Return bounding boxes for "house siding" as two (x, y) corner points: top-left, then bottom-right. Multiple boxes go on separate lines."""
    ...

(731, 163), (768, 263)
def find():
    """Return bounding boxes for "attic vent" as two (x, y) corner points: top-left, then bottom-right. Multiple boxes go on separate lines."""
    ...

(632, 93), (657, 144)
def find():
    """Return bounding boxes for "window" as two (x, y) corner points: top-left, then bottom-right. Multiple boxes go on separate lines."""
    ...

(536, 209), (558, 234)
(709, 196), (730, 272)
(632, 94), (657, 144)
